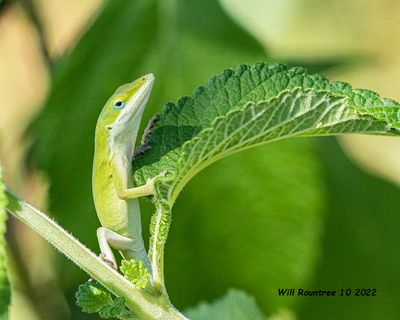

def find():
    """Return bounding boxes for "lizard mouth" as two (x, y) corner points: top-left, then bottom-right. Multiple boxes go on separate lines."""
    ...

(117, 74), (154, 126)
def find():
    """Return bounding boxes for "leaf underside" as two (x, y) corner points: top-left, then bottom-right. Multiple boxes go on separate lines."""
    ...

(133, 63), (400, 204)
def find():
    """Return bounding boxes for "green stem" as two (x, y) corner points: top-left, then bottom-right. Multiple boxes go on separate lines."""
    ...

(148, 200), (171, 295)
(5, 188), (187, 320)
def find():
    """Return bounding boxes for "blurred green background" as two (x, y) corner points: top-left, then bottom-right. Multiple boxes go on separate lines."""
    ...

(0, 0), (399, 319)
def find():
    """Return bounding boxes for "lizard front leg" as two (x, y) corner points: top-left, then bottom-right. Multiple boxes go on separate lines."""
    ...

(97, 227), (151, 270)
(111, 153), (162, 200)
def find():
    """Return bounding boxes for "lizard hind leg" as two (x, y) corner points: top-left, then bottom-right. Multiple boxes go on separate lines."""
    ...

(97, 227), (118, 269)
(96, 227), (151, 271)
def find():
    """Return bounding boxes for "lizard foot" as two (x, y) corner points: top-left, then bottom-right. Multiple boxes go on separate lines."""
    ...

(99, 253), (118, 270)
(145, 171), (167, 185)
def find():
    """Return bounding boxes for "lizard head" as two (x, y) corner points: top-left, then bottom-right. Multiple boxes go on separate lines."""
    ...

(97, 74), (155, 149)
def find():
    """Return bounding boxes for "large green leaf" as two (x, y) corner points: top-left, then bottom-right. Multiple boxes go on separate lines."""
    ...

(133, 63), (400, 194)
(130, 63), (399, 295)
(0, 166), (10, 319)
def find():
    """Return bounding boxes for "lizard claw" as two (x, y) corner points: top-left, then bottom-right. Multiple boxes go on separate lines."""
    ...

(145, 171), (167, 184)
(99, 253), (118, 270)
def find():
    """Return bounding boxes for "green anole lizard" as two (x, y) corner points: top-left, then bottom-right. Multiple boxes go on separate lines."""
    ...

(92, 74), (158, 271)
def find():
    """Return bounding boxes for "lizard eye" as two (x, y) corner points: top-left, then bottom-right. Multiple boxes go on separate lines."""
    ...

(113, 100), (125, 109)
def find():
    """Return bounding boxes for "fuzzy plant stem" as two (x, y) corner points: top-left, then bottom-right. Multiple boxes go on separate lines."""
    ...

(5, 188), (187, 320)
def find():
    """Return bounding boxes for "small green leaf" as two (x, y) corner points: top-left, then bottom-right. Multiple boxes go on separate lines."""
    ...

(0, 166), (10, 320)
(98, 297), (126, 319)
(120, 259), (151, 289)
(76, 281), (133, 319)
(75, 281), (112, 313)
(185, 289), (266, 320)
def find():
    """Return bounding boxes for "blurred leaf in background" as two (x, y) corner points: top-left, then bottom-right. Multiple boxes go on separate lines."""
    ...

(299, 138), (400, 319)
(0, 0), (11, 13)
(222, 0), (389, 57)
(223, 0), (400, 185)
(165, 139), (324, 312)
(185, 289), (266, 320)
